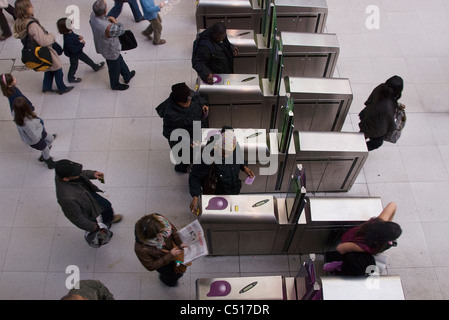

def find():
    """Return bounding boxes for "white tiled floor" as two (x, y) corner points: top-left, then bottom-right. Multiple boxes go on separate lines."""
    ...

(0, 0), (448, 300)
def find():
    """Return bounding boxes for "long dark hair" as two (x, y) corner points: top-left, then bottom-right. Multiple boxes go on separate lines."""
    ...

(355, 218), (402, 254)
(385, 75), (404, 101)
(13, 97), (36, 126)
(135, 213), (165, 242)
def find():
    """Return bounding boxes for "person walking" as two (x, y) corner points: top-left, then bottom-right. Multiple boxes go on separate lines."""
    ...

(13, 0), (73, 94)
(1, 73), (35, 114)
(89, 0), (136, 91)
(140, 0), (166, 45)
(54, 159), (123, 244)
(108, 0), (145, 23)
(134, 213), (188, 287)
(0, 0), (15, 40)
(12, 97), (55, 169)
(157, 82), (209, 173)
(358, 75), (404, 151)
(57, 17), (105, 83)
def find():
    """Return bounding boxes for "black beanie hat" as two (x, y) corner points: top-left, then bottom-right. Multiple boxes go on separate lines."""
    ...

(171, 82), (191, 103)
(55, 159), (83, 178)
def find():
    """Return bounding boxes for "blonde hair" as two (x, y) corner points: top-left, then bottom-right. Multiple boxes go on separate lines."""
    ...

(14, 0), (33, 20)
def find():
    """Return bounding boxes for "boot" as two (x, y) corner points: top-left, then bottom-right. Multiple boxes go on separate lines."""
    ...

(44, 157), (55, 169)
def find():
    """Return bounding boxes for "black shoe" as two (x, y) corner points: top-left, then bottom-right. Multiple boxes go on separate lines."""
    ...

(42, 89), (54, 93)
(93, 62), (105, 72)
(124, 70), (136, 84)
(112, 84), (129, 91)
(40, 156), (55, 169)
(68, 77), (82, 83)
(57, 86), (74, 95)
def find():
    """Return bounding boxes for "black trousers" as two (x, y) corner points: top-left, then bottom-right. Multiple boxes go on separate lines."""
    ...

(157, 262), (183, 287)
(68, 53), (98, 81)
(366, 136), (384, 151)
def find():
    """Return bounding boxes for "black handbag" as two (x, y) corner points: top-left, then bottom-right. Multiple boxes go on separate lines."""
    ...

(119, 30), (138, 51)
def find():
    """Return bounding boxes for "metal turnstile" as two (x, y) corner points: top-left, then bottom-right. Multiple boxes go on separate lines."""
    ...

(272, 0), (328, 33)
(268, 77), (353, 132)
(226, 29), (259, 74)
(290, 131), (368, 193)
(196, 0), (258, 31)
(197, 74), (264, 129)
(288, 197), (383, 254)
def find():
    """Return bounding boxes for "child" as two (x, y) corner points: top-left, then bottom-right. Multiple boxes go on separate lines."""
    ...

(57, 17), (105, 83)
(13, 97), (56, 169)
(1, 73), (35, 114)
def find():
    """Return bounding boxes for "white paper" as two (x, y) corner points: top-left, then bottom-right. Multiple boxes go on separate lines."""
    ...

(177, 219), (208, 264)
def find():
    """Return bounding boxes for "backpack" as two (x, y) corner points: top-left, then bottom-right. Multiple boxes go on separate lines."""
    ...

(84, 223), (113, 248)
(383, 103), (406, 143)
(21, 21), (53, 72)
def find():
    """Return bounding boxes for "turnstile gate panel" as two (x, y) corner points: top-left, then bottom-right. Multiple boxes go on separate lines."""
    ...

(272, 0), (328, 33)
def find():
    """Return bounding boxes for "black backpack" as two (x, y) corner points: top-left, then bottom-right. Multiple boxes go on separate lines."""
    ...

(21, 21), (53, 72)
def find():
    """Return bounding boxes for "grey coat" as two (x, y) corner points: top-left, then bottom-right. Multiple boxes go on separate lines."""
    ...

(55, 170), (105, 232)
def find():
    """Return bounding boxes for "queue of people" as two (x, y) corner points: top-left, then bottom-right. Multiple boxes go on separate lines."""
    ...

(0, 0), (404, 298)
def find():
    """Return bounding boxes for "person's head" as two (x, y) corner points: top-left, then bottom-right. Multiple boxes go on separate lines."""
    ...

(135, 214), (166, 243)
(12, 96), (35, 126)
(54, 159), (83, 181)
(14, 0), (34, 19)
(215, 126), (236, 157)
(0, 73), (16, 97)
(357, 218), (402, 254)
(171, 82), (192, 108)
(57, 17), (72, 34)
(385, 75), (403, 101)
(211, 22), (227, 43)
(92, 0), (107, 17)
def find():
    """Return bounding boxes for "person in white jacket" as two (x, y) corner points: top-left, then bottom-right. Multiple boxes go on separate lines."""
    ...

(12, 96), (56, 169)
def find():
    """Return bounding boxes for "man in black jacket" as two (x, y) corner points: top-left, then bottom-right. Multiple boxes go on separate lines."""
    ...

(188, 128), (255, 214)
(157, 82), (209, 173)
(192, 22), (238, 84)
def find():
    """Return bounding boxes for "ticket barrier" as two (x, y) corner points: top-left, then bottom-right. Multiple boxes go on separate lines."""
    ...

(288, 131), (369, 193)
(196, 257), (405, 300)
(266, 77), (353, 131)
(196, 0), (328, 34)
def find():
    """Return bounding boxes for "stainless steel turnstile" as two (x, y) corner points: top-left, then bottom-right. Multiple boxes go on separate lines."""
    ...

(196, 0), (258, 31)
(226, 29), (259, 74)
(290, 131), (368, 193)
(198, 74), (264, 129)
(271, 0), (328, 33)
(268, 77), (353, 131)
(288, 197), (383, 254)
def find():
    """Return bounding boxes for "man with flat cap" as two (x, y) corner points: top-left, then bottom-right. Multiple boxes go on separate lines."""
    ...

(54, 159), (122, 244)
(156, 82), (209, 173)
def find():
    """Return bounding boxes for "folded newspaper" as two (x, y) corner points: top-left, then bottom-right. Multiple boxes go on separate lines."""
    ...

(177, 219), (208, 264)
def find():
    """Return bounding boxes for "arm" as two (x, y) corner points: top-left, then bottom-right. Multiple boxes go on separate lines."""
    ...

(134, 244), (179, 272)
(192, 43), (213, 83)
(105, 17), (125, 38)
(59, 199), (99, 232)
(27, 22), (55, 47)
(188, 163), (210, 213)
(336, 242), (365, 255)
(378, 202), (397, 222)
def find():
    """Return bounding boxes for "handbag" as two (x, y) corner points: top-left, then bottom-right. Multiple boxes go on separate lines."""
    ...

(201, 163), (218, 195)
(383, 103), (406, 143)
(21, 21), (53, 72)
(119, 30), (138, 51)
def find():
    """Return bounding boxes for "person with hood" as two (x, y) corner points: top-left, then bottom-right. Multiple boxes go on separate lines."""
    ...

(13, 0), (73, 94)
(188, 127), (255, 214)
(134, 213), (188, 287)
(358, 75), (404, 151)
(192, 22), (238, 84)
(156, 82), (209, 173)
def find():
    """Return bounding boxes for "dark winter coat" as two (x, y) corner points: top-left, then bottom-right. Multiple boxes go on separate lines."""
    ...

(192, 27), (234, 81)
(358, 83), (397, 139)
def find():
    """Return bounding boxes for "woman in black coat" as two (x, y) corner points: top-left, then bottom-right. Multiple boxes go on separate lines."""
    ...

(358, 75), (403, 151)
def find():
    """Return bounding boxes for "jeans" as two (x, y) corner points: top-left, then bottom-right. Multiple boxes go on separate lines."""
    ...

(106, 54), (132, 89)
(108, 0), (143, 22)
(43, 68), (67, 92)
(90, 192), (114, 226)
(68, 52), (98, 81)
